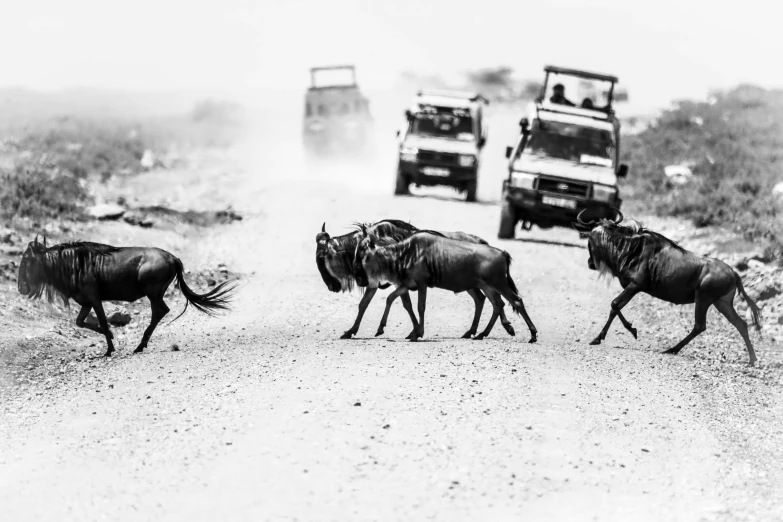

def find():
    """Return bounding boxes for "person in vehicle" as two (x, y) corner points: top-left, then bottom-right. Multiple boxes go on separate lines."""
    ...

(550, 84), (575, 106)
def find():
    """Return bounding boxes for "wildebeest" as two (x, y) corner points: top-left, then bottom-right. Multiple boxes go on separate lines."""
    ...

(355, 228), (538, 342)
(574, 211), (762, 365)
(17, 237), (236, 356)
(317, 220), (513, 339)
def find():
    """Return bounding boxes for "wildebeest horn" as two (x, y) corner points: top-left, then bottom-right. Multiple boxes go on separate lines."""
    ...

(33, 234), (39, 245)
(43, 234), (47, 247)
(614, 210), (624, 225)
(576, 210), (589, 226)
(321, 222), (326, 233)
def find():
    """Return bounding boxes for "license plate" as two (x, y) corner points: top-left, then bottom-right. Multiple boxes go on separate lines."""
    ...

(542, 195), (576, 209)
(421, 166), (450, 177)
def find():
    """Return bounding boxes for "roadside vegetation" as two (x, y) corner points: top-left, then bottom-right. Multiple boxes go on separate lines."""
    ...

(622, 85), (783, 246)
(0, 98), (245, 221)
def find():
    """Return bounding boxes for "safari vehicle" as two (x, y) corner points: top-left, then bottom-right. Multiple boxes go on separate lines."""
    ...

(498, 66), (629, 238)
(394, 90), (488, 202)
(302, 65), (373, 157)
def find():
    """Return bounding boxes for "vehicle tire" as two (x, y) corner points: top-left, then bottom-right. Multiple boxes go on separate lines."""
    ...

(394, 168), (410, 196)
(498, 199), (517, 239)
(465, 180), (478, 202)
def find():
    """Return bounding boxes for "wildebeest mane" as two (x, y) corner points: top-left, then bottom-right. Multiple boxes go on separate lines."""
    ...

(29, 241), (121, 307)
(591, 219), (687, 275)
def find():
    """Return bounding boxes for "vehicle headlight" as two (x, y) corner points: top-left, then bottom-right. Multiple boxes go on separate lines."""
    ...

(593, 184), (617, 202)
(458, 155), (476, 167)
(511, 172), (536, 189)
(400, 148), (418, 162)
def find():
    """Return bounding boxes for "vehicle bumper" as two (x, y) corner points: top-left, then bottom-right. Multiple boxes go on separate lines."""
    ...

(504, 182), (622, 226)
(399, 162), (477, 189)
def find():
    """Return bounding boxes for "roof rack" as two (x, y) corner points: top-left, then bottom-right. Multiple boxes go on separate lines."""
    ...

(416, 89), (489, 104)
(544, 65), (618, 83)
(310, 65), (357, 88)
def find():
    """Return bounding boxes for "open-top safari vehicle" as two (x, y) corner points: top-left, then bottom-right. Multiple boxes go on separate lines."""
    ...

(394, 89), (489, 202)
(498, 66), (629, 238)
(302, 65), (373, 157)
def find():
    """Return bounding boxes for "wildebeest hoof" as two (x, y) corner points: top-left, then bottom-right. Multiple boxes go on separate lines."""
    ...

(589, 338), (602, 346)
(473, 334), (486, 341)
(629, 327), (638, 339)
(133, 346), (145, 354)
(103, 349), (114, 357)
(461, 330), (474, 339)
(375, 328), (384, 337)
(340, 330), (355, 340)
(662, 347), (680, 355)
(528, 334), (537, 343)
(503, 324), (516, 337)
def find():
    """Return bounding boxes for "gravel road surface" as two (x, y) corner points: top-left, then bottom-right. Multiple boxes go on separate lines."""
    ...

(1, 134), (782, 522)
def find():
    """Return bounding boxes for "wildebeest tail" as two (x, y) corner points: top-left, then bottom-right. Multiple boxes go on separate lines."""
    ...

(171, 258), (237, 322)
(735, 272), (762, 331)
(502, 251), (519, 295)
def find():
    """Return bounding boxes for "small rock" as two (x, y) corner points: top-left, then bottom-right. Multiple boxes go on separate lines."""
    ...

(108, 311), (131, 327)
(382, 424), (390, 429)
(171, 344), (180, 352)
(757, 283), (781, 301)
(354, 402), (361, 407)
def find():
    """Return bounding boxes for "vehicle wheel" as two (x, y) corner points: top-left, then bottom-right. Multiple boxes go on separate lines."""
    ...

(394, 168), (410, 195)
(465, 180), (478, 202)
(498, 200), (517, 239)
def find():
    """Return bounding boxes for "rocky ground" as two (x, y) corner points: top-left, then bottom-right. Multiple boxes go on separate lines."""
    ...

(1, 132), (782, 521)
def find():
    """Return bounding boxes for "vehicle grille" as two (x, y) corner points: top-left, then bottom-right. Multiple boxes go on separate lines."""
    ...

(418, 150), (458, 166)
(538, 177), (589, 198)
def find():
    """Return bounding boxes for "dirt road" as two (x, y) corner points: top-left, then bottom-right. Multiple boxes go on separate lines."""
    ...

(1, 134), (783, 521)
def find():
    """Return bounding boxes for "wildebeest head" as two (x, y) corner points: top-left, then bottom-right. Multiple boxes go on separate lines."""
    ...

(574, 209), (623, 271)
(315, 222), (344, 292)
(18, 235), (47, 297)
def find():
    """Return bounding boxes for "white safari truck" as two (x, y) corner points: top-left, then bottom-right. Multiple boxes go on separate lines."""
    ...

(498, 66), (629, 238)
(394, 90), (488, 202)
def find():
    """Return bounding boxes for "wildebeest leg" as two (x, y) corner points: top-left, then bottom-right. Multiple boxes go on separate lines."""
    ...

(495, 296), (515, 336)
(375, 286), (417, 337)
(341, 287), (377, 339)
(462, 289), (486, 338)
(91, 301), (115, 356)
(713, 293), (757, 366)
(134, 297), (170, 353)
(663, 295), (710, 356)
(474, 287), (503, 340)
(74, 304), (113, 338)
(590, 284), (640, 345)
(412, 287), (427, 341)
(496, 286), (537, 343)
(400, 293), (420, 340)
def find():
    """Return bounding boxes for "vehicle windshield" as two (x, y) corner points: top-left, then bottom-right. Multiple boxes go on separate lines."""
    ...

(409, 107), (474, 141)
(523, 121), (614, 166)
(307, 98), (367, 118)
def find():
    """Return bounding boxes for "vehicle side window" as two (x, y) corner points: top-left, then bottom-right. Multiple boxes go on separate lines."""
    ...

(318, 105), (329, 116)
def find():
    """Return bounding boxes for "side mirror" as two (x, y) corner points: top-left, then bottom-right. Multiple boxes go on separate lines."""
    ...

(519, 118), (529, 132)
(505, 146), (513, 159)
(617, 164), (629, 178)
(396, 130), (400, 138)
(478, 137), (486, 149)
(404, 109), (412, 120)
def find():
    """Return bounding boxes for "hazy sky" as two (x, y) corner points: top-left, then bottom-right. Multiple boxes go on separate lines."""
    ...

(4, 0), (782, 111)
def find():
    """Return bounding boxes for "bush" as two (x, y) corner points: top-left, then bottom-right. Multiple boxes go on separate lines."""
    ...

(623, 85), (783, 243)
(0, 163), (90, 220)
